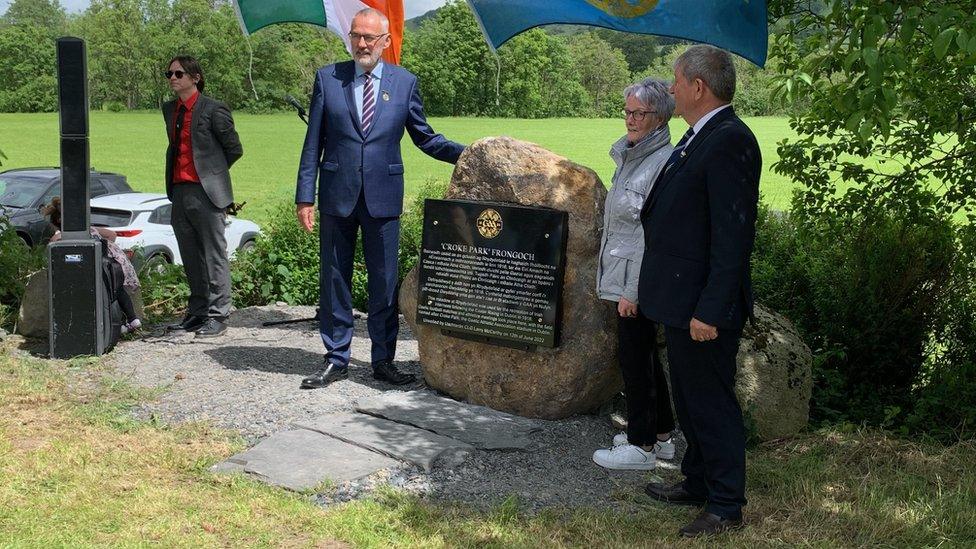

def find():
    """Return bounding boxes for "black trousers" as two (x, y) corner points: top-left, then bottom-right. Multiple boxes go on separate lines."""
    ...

(170, 184), (231, 318)
(665, 324), (746, 520)
(617, 312), (675, 447)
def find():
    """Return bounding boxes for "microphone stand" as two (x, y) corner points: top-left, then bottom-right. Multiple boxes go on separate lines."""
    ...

(262, 309), (320, 327)
(285, 94), (309, 125)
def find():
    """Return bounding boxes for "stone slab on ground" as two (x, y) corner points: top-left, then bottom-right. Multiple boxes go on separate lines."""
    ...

(296, 412), (475, 471)
(354, 391), (543, 451)
(211, 429), (399, 491)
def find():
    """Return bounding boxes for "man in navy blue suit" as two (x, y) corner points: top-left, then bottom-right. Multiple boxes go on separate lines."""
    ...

(637, 45), (761, 537)
(295, 8), (465, 388)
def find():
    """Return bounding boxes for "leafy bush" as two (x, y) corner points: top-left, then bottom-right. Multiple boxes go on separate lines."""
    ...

(0, 217), (45, 331)
(138, 262), (189, 324)
(102, 101), (126, 112)
(232, 179), (448, 311)
(231, 202), (321, 308)
(907, 226), (976, 440)
(753, 200), (964, 436)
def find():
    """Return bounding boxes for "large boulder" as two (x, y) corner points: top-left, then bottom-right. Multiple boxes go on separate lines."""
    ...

(17, 267), (145, 339)
(660, 303), (813, 440)
(400, 137), (621, 419)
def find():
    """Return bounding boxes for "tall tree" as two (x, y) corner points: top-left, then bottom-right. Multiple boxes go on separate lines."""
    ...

(403, 0), (497, 116)
(769, 0), (976, 219)
(0, 0), (66, 31)
(0, 23), (58, 111)
(568, 32), (630, 117)
(497, 30), (588, 118)
(0, 0), (64, 112)
(79, 0), (155, 109)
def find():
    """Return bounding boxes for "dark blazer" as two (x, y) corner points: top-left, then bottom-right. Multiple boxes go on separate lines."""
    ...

(637, 106), (761, 330)
(295, 61), (464, 218)
(162, 94), (243, 209)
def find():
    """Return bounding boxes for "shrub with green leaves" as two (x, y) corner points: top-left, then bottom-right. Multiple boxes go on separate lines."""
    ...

(753, 200), (963, 436)
(138, 262), (190, 324)
(232, 179), (448, 311)
(0, 216), (44, 330)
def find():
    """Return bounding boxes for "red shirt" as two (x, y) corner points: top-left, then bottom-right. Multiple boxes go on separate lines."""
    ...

(172, 90), (201, 184)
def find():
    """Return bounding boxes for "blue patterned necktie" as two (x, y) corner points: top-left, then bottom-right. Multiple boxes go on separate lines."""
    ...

(361, 72), (375, 133)
(663, 127), (695, 172)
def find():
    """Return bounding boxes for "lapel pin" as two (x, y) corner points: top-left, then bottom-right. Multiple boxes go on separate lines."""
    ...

(381, 91), (390, 101)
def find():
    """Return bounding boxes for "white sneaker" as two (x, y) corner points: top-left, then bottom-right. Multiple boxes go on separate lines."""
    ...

(654, 438), (675, 460)
(592, 443), (656, 470)
(612, 433), (675, 460)
(121, 318), (142, 334)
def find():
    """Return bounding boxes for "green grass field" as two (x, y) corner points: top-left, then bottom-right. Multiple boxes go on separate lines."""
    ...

(0, 112), (796, 224)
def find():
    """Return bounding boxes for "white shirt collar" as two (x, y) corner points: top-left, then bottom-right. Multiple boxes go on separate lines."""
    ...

(355, 61), (384, 80)
(687, 104), (731, 145)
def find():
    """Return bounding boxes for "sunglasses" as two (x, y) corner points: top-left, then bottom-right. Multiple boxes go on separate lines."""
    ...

(164, 70), (187, 79)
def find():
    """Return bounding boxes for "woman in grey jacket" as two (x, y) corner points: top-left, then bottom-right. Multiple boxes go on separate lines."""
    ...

(593, 78), (676, 470)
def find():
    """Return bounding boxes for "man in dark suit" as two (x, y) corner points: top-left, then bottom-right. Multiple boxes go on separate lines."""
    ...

(638, 45), (761, 537)
(162, 55), (243, 338)
(295, 8), (464, 388)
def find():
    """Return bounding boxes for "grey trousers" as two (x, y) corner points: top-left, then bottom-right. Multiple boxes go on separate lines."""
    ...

(170, 184), (231, 318)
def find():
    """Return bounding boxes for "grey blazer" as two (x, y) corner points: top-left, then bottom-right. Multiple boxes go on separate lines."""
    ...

(162, 94), (243, 209)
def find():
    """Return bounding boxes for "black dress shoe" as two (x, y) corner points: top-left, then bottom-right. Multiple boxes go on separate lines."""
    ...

(645, 482), (707, 506)
(194, 318), (227, 338)
(167, 314), (206, 332)
(679, 511), (743, 537)
(301, 363), (348, 389)
(372, 361), (416, 385)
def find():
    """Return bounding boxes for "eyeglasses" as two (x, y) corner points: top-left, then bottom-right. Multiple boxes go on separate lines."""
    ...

(348, 32), (388, 46)
(164, 70), (187, 79)
(623, 109), (657, 121)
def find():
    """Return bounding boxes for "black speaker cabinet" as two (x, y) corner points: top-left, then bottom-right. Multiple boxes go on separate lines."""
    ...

(56, 37), (89, 138)
(59, 137), (90, 232)
(49, 239), (117, 358)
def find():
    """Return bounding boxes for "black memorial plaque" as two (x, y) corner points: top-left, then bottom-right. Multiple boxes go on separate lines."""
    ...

(417, 199), (568, 349)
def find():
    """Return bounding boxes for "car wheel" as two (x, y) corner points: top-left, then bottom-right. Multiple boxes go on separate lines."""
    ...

(238, 239), (256, 253)
(144, 253), (170, 274)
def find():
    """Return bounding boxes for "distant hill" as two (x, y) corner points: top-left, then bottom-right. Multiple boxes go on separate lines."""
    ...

(406, 8), (440, 31)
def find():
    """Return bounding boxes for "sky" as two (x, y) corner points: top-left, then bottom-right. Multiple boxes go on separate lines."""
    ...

(0, 0), (450, 19)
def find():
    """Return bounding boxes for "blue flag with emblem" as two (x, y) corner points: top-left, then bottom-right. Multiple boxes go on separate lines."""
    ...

(465, 0), (768, 67)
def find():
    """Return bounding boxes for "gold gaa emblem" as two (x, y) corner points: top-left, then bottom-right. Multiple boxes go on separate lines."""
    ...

(585, 0), (659, 18)
(476, 208), (503, 239)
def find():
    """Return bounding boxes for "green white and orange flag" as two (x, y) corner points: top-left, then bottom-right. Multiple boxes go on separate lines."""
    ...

(232, 0), (405, 65)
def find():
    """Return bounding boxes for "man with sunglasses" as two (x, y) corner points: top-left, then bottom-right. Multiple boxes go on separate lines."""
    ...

(162, 55), (243, 338)
(295, 8), (464, 388)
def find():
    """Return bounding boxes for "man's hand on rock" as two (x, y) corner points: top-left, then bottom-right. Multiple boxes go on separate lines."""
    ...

(296, 203), (315, 232)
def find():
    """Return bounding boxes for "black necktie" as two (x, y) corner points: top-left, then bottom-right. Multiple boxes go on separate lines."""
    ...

(663, 127), (695, 172)
(173, 104), (187, 155)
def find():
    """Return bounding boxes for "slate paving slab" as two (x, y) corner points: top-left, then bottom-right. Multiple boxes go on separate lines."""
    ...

(296, 412), (475, 471)
(354, 391), (543, 450)
(211, 429), (399, 491)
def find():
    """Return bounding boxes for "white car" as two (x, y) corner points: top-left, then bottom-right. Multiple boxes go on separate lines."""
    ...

(88, 192), (261, 272)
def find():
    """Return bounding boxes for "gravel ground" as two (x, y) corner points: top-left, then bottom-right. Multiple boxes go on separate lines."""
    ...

(107, 305), (686, 512)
